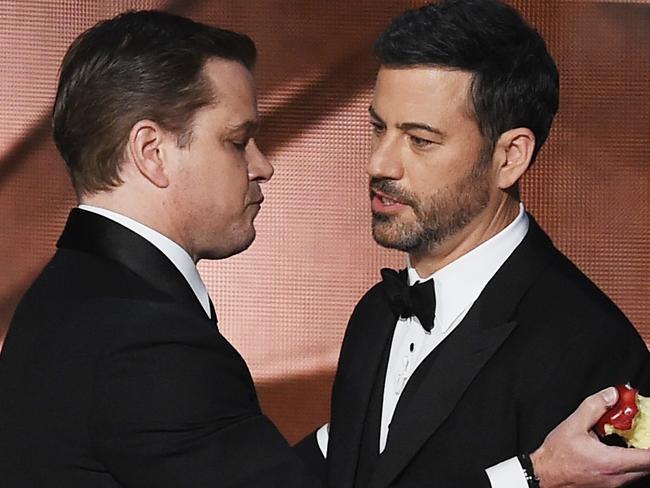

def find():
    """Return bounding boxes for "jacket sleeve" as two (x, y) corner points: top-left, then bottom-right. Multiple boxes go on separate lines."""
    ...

(90, 306), (322, 488)
(294, 430), (327, 482)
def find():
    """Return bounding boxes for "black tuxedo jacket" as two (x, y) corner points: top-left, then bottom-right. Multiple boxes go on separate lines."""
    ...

(0, 209), (321, 487)
(296, 215), (650, 488)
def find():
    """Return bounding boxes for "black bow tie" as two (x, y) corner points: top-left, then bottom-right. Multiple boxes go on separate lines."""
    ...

(380, 268), (436, 332)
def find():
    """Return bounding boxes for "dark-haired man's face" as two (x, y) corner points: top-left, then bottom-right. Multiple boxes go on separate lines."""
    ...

(367, 66), (496, 255)
(166, 58), (274, 261)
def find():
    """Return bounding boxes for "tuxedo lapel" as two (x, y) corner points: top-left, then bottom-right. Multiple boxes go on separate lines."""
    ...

(367, 215), (555, 488)
(57, 208), (206, 318)
(368, 309), (517, 488)
(328, 285), (398, 488)
(208, 298), (218, 326)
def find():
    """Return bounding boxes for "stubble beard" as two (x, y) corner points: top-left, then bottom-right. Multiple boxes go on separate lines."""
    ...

(371, 151), (492, 254)
(195, 208), (259, 261)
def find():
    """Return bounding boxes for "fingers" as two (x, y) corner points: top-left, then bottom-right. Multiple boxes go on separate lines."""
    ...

(531, 387), (650, 488)
(569, 386), (619, 432)
(604, 445), (650, 474)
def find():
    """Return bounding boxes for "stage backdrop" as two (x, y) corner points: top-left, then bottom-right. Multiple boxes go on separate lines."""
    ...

(1, 0), (648, 443)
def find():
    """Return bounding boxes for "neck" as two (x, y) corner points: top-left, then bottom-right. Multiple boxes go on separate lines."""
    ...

(409, 197), (520, 277)
(80, 189), (193, 260)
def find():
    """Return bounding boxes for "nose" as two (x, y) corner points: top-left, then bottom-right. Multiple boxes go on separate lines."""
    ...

(247, 139), (274, 183)
(367, 135), (403, 180)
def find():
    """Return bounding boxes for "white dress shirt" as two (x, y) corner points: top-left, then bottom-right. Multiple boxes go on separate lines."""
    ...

(318, 204), (531, 488)
(78, 204), (212, 319)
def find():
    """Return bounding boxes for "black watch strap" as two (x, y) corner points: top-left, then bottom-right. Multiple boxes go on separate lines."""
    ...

(518, 453), (541, 488)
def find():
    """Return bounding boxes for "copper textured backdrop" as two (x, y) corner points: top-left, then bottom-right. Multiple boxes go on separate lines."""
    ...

(0, 0), (648, 443)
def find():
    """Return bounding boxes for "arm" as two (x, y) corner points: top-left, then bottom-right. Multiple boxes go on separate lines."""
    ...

(90, 309), (321, 488)
(492, 297), (650, 488)
(294, 427), (327, 481)
(488, 388), (650, 488)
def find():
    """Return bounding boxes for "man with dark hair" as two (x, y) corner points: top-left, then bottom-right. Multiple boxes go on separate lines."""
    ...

(296, 1), (650, 487)
(1, 6), (649, 488)
(0, 10), (320, 487)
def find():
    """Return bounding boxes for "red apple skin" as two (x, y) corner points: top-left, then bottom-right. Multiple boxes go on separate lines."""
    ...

(595, 384), (639, 437)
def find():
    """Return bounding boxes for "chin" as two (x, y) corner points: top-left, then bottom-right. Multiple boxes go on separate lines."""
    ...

(372, 219), (422, 253)
(200, 227), (257, 261)
(231, 229), (256, 256)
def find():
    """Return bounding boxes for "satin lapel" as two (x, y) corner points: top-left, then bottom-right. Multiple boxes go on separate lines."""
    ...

(57, 208), (205, 317)
(368, 214), (554, 488)
(368, 310), (517, 488)
(328, 284), (398, 488)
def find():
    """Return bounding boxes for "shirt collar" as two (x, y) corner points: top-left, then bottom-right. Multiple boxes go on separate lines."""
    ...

(78, 204), (212, 319)
(407, 203), (529, 332)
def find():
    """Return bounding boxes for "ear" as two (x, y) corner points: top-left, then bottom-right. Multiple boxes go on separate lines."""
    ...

(493, 127), (535, 190)
(125, 120), (171, 188)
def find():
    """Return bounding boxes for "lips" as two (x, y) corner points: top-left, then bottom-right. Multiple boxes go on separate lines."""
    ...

(370, 188), (410, 214)
(248, 194), (264, 206)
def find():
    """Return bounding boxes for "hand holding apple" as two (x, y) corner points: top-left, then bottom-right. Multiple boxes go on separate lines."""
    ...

(530, 387), (650, 488)
(596, 384), (650, 449)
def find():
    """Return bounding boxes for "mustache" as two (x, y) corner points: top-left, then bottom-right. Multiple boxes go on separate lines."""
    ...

(369, 178), (417, 207)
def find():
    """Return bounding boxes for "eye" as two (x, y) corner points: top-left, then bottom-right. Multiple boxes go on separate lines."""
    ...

(408, 134), (434, 149)
(369, 121), (385, 136)
(231, 139), (249, 152)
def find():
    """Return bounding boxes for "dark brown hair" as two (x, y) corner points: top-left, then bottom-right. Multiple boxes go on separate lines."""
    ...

(375, 0), (559, 164)
(52, 10), (256, 195)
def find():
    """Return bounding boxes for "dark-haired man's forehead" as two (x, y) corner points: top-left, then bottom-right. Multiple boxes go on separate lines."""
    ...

(378, 63), (477, 111)
(368, 105), (448, 140)
(372, 65), (477, 130)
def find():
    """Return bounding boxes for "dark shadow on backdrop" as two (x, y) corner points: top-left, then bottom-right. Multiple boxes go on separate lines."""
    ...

(257, 371), (336, 444)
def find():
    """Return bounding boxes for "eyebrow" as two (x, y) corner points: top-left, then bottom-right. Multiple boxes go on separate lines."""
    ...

(368, 105), (446, 139)
(226, 120), (259, 136)
(368, 106), (384, 123)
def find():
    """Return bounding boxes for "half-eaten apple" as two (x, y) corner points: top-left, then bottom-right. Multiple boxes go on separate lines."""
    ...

(596, 384), (650, 448)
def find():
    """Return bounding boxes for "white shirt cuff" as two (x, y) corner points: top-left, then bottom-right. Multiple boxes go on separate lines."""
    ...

(485, 456), (528, 488)
(317, 423), (526, 485)
(316, 423), (329, 458)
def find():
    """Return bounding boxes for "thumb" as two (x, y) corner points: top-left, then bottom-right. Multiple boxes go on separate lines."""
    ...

(569, 386), (618, 432)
